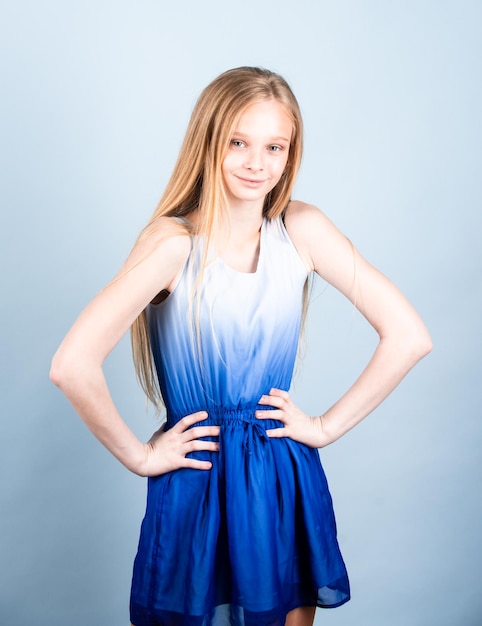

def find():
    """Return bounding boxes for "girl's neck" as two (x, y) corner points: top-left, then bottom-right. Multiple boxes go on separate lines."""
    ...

(186, 200), (264, 241)
(223, 200), (264, 243)
(218, 214), (263, 274)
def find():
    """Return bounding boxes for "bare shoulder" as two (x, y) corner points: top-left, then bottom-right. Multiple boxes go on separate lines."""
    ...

(283, 201), (350, 273)
(110, 215), (193, 298)
(127, 216), (192, 271)
(284, 200), (342, 241)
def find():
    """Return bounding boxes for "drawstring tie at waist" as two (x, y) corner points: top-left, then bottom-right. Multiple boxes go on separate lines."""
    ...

(167, 406), (282, 453)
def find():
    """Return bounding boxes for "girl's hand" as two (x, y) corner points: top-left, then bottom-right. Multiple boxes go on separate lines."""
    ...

(140, 411), (220, 477)
(256, 389), (331, 449)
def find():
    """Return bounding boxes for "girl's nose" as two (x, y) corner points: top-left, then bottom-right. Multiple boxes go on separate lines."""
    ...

(244, 148), (264, 172)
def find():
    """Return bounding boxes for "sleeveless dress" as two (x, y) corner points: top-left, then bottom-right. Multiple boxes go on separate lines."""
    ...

(130, 216), (350, 626)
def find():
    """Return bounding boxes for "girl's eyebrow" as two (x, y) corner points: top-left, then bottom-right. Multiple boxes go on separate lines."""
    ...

(232, 131), (291, 143)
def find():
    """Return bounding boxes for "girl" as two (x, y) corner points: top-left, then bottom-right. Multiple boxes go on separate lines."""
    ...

(50, 67), (432, 626)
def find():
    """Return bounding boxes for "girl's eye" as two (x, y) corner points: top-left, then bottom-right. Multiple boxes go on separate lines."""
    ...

(269, 145), (282, 152)
(231, 140), (245, 148)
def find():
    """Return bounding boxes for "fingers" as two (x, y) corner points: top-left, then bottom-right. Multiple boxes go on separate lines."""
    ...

(185, 440), (220, 453)
(182, 425), (220, 441)
(265, 427), (287, 438)
(258, 388), (290, 408)
(172, 410), (209, 432)
(268, 388), (290, 399)
(255, 409), (285, 421)
(183, 459), (213, 470)
(171, 410), (221, 444)
(257, 389), (292, 439)
(257, 388), (291, 420)
(258, 396), (284, 409)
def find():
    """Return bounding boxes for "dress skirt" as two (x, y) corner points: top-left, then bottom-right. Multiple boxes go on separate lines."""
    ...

(130, 410), (350, 626)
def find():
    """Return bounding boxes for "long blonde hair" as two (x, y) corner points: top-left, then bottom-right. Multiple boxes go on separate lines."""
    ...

(131, 66), (304, 407)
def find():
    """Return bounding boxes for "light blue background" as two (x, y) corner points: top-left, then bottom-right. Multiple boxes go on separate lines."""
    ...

(1, 1), (481, 624)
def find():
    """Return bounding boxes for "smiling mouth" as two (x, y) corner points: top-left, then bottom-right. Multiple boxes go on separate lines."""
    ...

(236, 176), (267, 185)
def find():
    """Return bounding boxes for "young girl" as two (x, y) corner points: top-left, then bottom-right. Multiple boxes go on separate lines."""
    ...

(50, 67), (432, 626)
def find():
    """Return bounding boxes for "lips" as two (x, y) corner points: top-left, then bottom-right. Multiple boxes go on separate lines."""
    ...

(235, 175), (267, 186)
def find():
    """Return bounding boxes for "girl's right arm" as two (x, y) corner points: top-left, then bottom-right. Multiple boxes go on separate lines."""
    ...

(50, 218), (220, 476)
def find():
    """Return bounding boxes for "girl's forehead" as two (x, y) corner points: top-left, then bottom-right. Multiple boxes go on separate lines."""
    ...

(232, 99), (293, 139)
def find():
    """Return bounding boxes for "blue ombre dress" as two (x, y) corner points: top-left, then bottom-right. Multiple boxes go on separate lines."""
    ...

(130, 216), (350, 626)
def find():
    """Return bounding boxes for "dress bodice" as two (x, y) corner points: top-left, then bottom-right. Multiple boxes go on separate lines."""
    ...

(146, 216), (308, 423)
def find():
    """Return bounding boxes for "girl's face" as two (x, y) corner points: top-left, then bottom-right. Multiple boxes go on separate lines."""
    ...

(221, 99), (293, 211)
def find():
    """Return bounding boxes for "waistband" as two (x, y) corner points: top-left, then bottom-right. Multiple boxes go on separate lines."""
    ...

(166, 405), (282, 430)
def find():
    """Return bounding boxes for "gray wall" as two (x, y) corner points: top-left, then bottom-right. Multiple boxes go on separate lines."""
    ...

(1, 1), (480, 624)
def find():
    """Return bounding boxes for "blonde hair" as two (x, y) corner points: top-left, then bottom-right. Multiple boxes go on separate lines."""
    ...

(131, 66), (304, 407)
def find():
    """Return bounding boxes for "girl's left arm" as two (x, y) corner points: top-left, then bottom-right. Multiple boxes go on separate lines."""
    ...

(257, 201), (432, 447)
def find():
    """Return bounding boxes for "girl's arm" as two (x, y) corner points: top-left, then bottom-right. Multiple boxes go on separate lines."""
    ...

(50, 218), (220, 475)
(257, 201), (432, 446)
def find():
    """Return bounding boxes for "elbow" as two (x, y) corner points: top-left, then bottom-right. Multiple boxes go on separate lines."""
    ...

(50, 347), (101, 391)
(415, 322), (433, 358)
(49, 349), (79, 390)
(420, 333), (433, 358)
(49, 364), (59, 387)
(380, 324), (432, 368)
(49, 352), (66, 388)
(406, 327), (433, 364)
